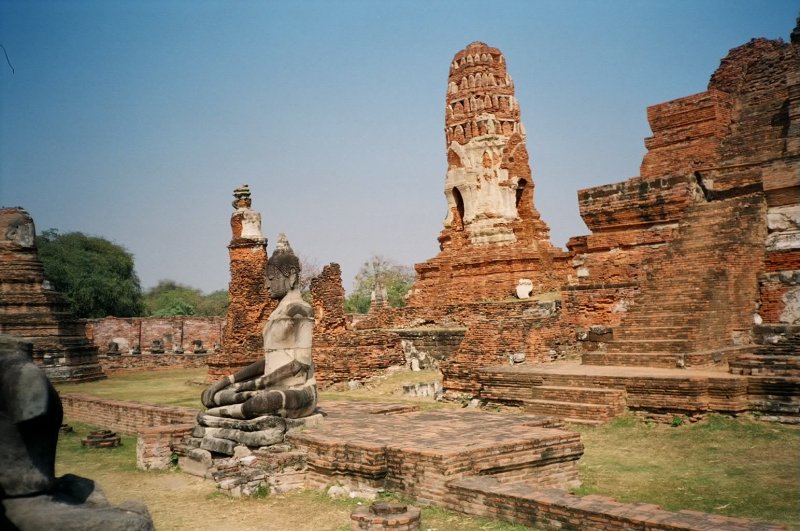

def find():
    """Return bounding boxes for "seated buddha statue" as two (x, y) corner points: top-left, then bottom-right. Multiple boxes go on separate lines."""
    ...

(201, 234), (316, 419)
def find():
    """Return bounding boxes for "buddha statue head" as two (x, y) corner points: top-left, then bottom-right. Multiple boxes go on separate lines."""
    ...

(267, 233), (301, 299)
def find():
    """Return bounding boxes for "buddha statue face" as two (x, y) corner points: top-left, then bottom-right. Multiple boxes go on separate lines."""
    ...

(267, 233), (301, 299)
(267, 264), (297, 299)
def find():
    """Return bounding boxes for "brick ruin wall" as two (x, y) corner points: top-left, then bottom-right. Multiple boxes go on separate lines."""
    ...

(85, 316), (224, 354)
(60, 394), (197, 471)
(411, 249), (570, 306)
(305, 264), (573, 389)
(309, 264), (406, 386)
(447, 477), (786, 531)
(354, 299), (573, 393)
(98, 353), (211, 373)
(310, 263), (349, 335)
(83, 316), (223, 373)
(759, 271), (800, 324)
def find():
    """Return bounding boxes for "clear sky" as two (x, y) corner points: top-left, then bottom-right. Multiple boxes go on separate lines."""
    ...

(1, 1), (797, 293)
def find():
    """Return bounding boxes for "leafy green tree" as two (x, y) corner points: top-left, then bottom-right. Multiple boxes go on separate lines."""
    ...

(143, 280), (229, 317)
(37, 229), (145, 318)
(344, 255), (415, 314)
(200, 289), (230, 316)
(153, 300), (197, 317)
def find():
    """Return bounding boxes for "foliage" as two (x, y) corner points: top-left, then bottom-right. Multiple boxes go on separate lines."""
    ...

(344, 255), (415, 313)
(143, 280), (229, 317)
(37, 229), (144, 318)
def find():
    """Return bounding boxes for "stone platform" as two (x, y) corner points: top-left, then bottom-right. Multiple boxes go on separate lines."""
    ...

(479, 362), (750, 422)
(291, 401), (582, 505)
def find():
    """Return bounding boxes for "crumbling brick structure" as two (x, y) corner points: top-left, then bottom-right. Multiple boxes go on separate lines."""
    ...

(310, 264), (405, 386)
(0, 208), (104, 382)
(209, 29), (799, 421)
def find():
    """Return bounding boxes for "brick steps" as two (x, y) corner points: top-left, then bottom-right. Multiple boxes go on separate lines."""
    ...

(479, 365), (749, 418)
(515, 385), (627, 423)
(584, 194), (767, 372)
(521, 399), (620, 423)
(582, 351), (682, 368)
(730, 356), (800, 376)
(604, 338), (690, 353)
(748, 377), (800, 421)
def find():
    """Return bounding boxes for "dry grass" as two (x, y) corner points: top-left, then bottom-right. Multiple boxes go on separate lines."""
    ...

(573, 414), (800, 530)
(56, 368), (207, 408)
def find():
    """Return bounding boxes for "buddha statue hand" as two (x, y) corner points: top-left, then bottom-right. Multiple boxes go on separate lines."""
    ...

(201, 376), (233, 408)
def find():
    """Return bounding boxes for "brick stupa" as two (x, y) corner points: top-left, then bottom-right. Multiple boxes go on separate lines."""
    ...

(408, 42), (569, 306)
(0, 208), (104, 382)
(206, 185), (277, 380)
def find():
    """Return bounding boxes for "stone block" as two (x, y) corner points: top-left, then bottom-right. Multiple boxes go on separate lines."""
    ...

(197, 413), (286, 432)
(202, 427), (285, 447)
(198, 436), (236, 456)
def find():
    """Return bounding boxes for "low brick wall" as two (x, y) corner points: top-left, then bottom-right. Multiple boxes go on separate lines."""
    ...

(447, 476), (785, 531)
(85, 316), (225, 355)
(314, 329), (405, 386)
(99, 353), (211, 374)
(137, 423), (195, 470)
(60, 394), (198, 435)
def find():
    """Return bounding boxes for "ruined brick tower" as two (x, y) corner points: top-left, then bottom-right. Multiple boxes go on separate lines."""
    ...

(408, 42), (568, 305)
(206, 185), (276, 380)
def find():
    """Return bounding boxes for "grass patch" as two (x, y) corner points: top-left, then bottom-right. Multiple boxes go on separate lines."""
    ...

(572, 413), (800, 529)
(57, 421), (139, 474)
(55, 368), (206, 408)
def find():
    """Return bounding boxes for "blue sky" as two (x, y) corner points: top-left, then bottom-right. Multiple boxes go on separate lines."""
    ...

(1, 1), (796, 293)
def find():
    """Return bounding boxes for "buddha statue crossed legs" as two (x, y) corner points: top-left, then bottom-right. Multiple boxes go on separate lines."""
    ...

(201, 234), (317, 419)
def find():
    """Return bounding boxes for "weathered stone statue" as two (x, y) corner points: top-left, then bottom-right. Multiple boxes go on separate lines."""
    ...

(0, 335), (153, 530)
(201, 234), (316, 420)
